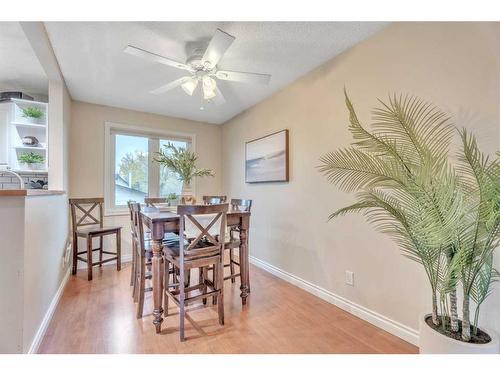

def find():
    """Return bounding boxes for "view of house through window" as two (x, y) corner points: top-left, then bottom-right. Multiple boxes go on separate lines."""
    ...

(115, 134), (149, 206)
(113, 132), (189, 208)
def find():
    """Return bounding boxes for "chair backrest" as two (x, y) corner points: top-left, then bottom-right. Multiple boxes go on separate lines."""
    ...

(230, 198), (252, 212)
(69, 198), (104, 232)
(144, 197), (168, 208)
(177, 203), (228, 261)
(203, 195), (227, 205)
(127, 200), (136, 233)
(130, 202), (146, 255)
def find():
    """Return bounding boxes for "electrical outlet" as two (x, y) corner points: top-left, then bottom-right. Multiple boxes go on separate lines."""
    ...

(345, 270), (354, 286)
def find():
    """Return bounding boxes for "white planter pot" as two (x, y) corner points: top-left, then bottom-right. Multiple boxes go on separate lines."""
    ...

(28, 163), (45, 170)
(419, 314), (499, 354)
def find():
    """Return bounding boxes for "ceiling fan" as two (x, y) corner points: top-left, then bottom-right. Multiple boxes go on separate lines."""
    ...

(124, 28), (271, 106)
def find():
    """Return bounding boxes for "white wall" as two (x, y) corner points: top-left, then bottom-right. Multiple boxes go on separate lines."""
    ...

(23, 194), (70, 353)
(221, 22), (500, 341)
(0, 196), (25, 353)
(48, 80), (71, 191)
(69, 101), (223, 262)
(0, 194), (69, 354)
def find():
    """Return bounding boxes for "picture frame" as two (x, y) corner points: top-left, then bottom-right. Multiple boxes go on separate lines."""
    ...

(245, 129), (289, 183)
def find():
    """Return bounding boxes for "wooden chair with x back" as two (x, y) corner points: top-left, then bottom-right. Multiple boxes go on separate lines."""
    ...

(130, 202), (154, 318)
(202, 195), (227, 205)
(202, 199), (252, 288)
(130, 202), (178, 318)
(163, 203), (228, 341)
(127, 201), (137, 289)
(69, 198), (122, 281)
(144, 197), (168, 208)
(224, 199), (252, 284)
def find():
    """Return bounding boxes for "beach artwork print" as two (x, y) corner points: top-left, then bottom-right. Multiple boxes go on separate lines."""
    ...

(245, 129), (289, 183)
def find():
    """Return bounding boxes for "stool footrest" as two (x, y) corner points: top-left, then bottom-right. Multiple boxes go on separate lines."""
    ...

(76, 255), (118, 266)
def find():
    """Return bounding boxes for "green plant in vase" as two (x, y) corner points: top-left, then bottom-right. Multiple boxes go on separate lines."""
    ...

(166, 192), (179, 205)
(318, 90), (499, 352)
(18, 152), (45, 170)
(154, 143), (214, 204)
(21, 106), (44, 120)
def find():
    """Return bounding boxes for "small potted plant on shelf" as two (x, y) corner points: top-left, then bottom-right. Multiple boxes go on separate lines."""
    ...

(154, 143), (214, 204)
(21, 106), (45, 124)
(18, 152), (45, 170)
(319, 90), (500, 354)
(166, 192), (179, 206)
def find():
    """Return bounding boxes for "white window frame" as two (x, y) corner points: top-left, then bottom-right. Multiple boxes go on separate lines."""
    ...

(104, 121), (196, 216)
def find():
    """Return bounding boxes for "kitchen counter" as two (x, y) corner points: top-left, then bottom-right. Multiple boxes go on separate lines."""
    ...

(0, 189), (65, 196)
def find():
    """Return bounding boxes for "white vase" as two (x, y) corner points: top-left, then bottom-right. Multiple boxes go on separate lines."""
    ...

(419, 313), (499, 354)
(180, 181), (196, 205)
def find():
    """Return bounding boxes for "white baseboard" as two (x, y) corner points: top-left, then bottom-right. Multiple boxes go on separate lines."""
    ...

(249, 255), (419, 346)
(77, 253), (132, 270)
(27, 267), (71, 354)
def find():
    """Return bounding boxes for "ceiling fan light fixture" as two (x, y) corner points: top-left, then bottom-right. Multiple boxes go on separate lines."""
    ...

(181, 77), (198, 96)
(202, 76), (217, 100)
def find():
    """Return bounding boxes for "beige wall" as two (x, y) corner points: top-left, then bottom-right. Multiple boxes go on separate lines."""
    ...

(69, 101), (223, 261)
(221, 22), (500, 340)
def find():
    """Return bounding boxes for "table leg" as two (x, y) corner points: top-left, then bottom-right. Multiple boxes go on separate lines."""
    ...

(152, 236), (164, 333)
(239, 217), (250, 305)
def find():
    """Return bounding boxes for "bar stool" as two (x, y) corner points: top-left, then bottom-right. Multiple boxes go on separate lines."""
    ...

(130, 202), (179, 318)
(69, 198), (122, 281)
(202, 196), (227, 205)
(127, 201), (137, 288)
(145, 197), (168, 208)
(202, 199), (252, 287)
(225, 199), (252, 284)
(163, 203), (228, 341)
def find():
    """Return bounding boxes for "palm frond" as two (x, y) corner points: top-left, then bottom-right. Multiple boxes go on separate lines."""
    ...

(372, 94), (454, 164)
(318, 147), (406, 192)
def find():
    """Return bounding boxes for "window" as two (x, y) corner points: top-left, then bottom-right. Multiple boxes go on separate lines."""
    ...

(105, 122), (194, 215)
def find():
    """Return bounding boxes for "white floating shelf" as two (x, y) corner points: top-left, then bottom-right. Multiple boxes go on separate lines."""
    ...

(14, 146), (47, 151)
(12, 169), (48, 174)
(11, 121), (47, 128)
(11, 98), (48, 108)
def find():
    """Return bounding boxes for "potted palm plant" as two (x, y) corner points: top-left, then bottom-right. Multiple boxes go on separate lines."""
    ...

(154, 143), (214, 204)
(319, 90), (499, 354)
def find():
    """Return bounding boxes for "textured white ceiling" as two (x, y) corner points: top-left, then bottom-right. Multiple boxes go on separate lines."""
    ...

(44, 22), (387, 124)
(0, 22), (48, 95)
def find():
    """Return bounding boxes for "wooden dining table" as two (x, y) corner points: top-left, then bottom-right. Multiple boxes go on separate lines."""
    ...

(141, 208), (251, 333)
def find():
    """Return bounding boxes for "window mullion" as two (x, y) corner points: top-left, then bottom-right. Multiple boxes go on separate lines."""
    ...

(148, 138), (160, 198)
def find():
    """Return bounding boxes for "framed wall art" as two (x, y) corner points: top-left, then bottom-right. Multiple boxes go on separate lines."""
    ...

(245, 129), (289, 183)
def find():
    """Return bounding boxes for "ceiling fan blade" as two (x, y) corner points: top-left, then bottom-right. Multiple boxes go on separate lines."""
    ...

(150, 77), (190, 95)
(124, 45), (191, 71)
(201, 29), (235, 69)
(211, 86), (226, 106)
(216, 70), (271, 85)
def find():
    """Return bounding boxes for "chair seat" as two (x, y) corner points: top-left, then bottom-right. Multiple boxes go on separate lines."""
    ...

(218, 231), (240, 248)
(76, 225), (121, 237)
(142, 234), (185, 254)
(163, 238), (219, 262)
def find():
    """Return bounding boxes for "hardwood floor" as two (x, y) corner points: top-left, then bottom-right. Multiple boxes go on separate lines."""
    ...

(38, 263), (417, 354)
